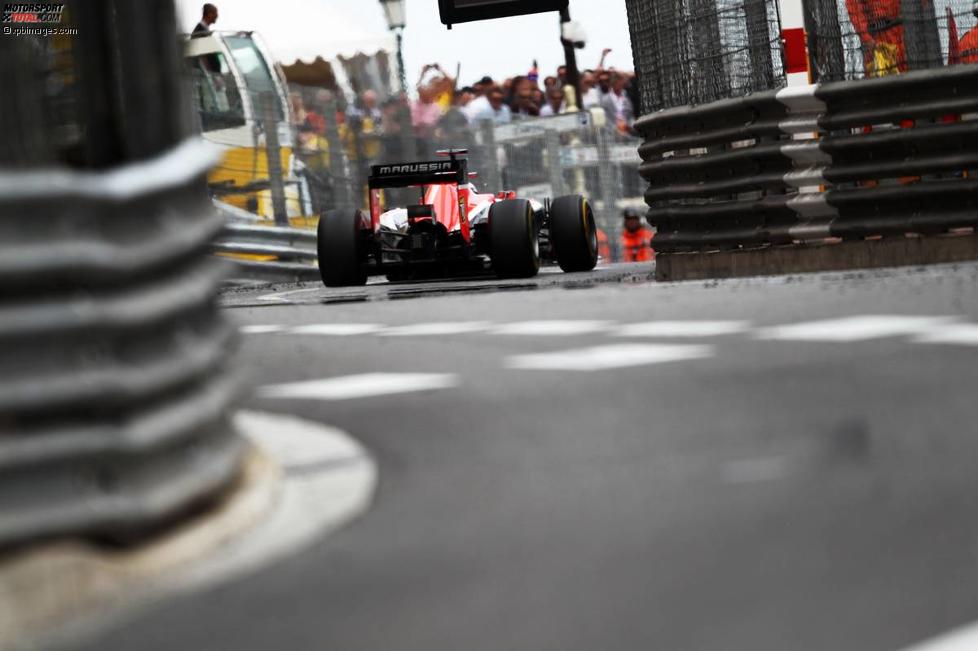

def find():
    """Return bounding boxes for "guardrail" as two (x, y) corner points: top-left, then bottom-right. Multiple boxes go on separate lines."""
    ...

(212, 219), (321, 284)
(635, 65), (978, 259)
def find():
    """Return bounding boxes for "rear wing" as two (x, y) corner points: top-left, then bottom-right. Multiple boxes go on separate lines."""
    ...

(368, 158), (468, 189)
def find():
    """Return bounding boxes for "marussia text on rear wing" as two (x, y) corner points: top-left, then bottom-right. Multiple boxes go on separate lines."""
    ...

(368, 159), (468, 189)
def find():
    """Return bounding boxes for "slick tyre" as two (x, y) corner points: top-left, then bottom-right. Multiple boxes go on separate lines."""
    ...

(317, 209), (368, 287)
(489, 199), (540, 279)
(549, 195), (598, 272)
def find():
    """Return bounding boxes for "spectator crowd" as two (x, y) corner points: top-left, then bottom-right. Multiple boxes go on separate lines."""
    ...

(288, 55), (650, 262)
(408, 53), (640, 135)
(290, 53), (641, 164)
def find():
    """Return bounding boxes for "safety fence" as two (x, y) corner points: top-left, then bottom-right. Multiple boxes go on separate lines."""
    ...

(806, 0), (976, 82)
(624, 0), (786, 111)
(1, 0), (244, 549)
(635, 64), (978, 254)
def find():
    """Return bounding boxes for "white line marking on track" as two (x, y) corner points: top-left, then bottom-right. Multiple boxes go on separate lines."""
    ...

(616, 320), (751, 338)
(506, 344), (714, 371)
(755, 316), (957, 342)
(912, 323), (978, 346)
(896, 621), (978, 651)
(239, 325), (286, 335)
(289, 323), (384, 336)
(257, 373), (459, 400)
(492, 320), (615, 336)
(378, 321), (493, 337)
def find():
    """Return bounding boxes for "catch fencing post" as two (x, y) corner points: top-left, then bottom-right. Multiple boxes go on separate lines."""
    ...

(901, 0), (942, 71)
(323, 98), (353, 212)
(596, 125), (622, 262)
(479, 121), (502, 192)
(260, 92), (289, 226)
(745, 0), (776, 92)
(545, 128), (566, 197)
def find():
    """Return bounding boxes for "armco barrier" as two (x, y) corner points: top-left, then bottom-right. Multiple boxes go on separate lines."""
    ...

(0, 0), (244, 549)
(635, 65), (978, 269)
(212, 221), (321, 283)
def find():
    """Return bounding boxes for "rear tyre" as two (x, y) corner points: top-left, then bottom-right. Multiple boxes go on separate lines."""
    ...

(549, 195), (598, 272)
(489, 199), (540, 278)
(317, 210), (368, 287)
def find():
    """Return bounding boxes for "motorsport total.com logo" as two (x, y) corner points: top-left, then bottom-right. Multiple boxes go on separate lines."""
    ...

(1, 2), (64, 23)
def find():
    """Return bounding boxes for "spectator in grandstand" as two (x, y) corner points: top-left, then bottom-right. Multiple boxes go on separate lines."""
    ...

(601, 71), (635, 133)
(580, 70), (602, 109)
(539, 87), (565, 117)
(437, 89), (473, 144)
(464, 84), (512, 125)
(508, 75), (540, 117)
(290, 91), (307, 126)
(348, 89), (382, 125)
(620, 207), (654, 262)
(501, 77), (515, 98)
(485, 85), (514, 124)
(472, 75), (494, 97)
(456, 86), (475, 108)
(532, 86), (545, 108)
(597, 69), (613, 97)
(543, 75), (558, 92)
(300, 89), (331, 135)
(412, 64), (449, 139)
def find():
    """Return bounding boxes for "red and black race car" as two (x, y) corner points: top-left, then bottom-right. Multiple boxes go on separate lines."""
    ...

(316, 149), (598, 286)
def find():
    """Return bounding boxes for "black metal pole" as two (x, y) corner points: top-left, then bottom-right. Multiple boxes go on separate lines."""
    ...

(395, 29), (407, 95)
(559, 7), (582, 110)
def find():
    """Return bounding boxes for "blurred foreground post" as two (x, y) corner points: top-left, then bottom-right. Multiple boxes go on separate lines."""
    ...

(0, 0), (244, 549)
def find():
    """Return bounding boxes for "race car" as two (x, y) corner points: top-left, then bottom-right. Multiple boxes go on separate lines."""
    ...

(316, 149), (598, 286)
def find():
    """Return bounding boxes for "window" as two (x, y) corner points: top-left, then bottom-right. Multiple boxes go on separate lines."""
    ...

(224, 36), (285, 122)
(187, 52), (246, 132)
